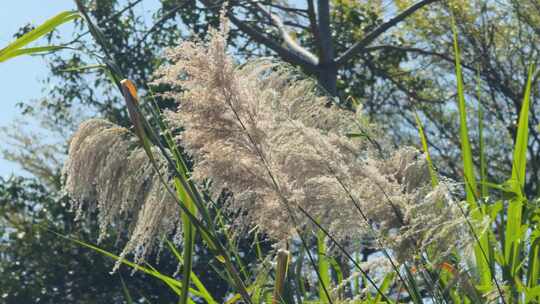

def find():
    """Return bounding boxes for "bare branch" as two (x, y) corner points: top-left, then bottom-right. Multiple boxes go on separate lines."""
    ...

(264, 2), (309, 17)
(306, 0), (322, 56)
(198, 0), (318, 72)
(228, 13), (318, 72)
(364, 44), (467, 68)
(255, 3), (319, 65)
(335, 0), (439, 66)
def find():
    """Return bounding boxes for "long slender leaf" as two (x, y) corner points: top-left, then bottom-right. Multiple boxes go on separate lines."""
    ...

(166, 240), (218, 304)
(510, 64), (535, 193)
(119, 79), (252, 303)
(414, 112), (439, 188)
(0, 11), (80, 62)
(0, 45), (73, 62)
(504, 64), (535, 279)
(452, 17), (493, 292)
(120, 275), (134, 304)
(476, 69), (488, 198)
(48, 230), (206, 299)
(317, 229), (331, 303)
(452, 18), (478, 205)
(272, 249), (290, 304)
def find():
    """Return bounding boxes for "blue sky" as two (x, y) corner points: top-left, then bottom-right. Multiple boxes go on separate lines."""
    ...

(0, 1), (167, 178)
(1, 1), (76, 177)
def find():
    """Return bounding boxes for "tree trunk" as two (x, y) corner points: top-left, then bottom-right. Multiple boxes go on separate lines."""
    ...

(317, 0), (337, 96)
(318, 64), (338, 96)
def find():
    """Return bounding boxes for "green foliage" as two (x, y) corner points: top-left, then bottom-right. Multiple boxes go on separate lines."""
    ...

(0, 11), (79, 62)
(317, 229), (331, 303)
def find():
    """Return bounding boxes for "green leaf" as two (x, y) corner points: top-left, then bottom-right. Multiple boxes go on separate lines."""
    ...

(119, 80), (251, 303)
(510, 63), (535, 194)
(477, 69), (488, 198)
(0, 11), (79, 62)
(527, 233), (540, 290)
(452, 17), (477, 205)
(328, 257), (343, 286)
(374, 272), (396, 303)
(317, 228), (331, 303)
(166, 241), (217, 304)
(452, 17), (493, 290)
(272, 249), (290, 304)
(0, 45), (72, 62)
(504, 64), (535, 277)
(414, 112), (438, 188)
(403, 265), (423, 304)
(49, 230), (206, 300)
(173, 176), (197, 304)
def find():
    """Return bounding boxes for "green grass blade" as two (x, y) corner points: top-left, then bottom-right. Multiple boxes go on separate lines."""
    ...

(294, 245), (307, 301)
(511, 64), (534, 193)
(49, 230), (208, 299)
(119, 80), (252, 303)
(272, 249), (290, 304)
(173, 177), (197, 304)
(414, 112), (439, 188)
(166, 240), (218, 304)
(328, 257), (343, 286)
(0, 11), (79, 62)
(375, 273), (396, 303)
(144, 90), (205, 304)
(452, 18), (478, 205)
(504, 64), (534, 278)
(0, 45), (72, 62)
(317, 228), (331, 303)
(403, 266), (423, 304)
(477, 69), (488, 198)
(452, 18), (494, 290)
(353, 253), (360, 294)
(528, 230), (540, 290)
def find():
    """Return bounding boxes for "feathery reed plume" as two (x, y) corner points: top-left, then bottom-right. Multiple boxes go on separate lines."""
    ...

(62, 118), (181, 268)
(152, 19), (473, 261)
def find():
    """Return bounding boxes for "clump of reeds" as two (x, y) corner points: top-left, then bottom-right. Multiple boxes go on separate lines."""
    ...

(62, 12), (474, 276)
(150, 19), (472, 260)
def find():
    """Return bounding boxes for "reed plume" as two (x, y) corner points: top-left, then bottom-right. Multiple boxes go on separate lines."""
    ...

(62, 14), (474, 267)
(62, 118), (181, 268)
(152, 18), (472, 260)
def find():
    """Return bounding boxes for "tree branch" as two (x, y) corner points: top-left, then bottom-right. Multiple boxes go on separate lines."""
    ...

(254, 3), (319, 65)
(306, 0), (322, 56)
(364, 44), (471, 68)
(227, 14), (318, 72)
(264, 2), (308, 17)
(335, 0), (439, 66)
(198, 0), (318, 72)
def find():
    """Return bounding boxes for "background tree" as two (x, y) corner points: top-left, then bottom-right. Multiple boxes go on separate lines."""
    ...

(363, 0), (540, 194)
(0, 176), (180, 303)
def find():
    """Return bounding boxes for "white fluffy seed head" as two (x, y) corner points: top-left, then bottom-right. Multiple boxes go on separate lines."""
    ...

(63, 15), (478, 268)
(151, 20), (475, 262)
(62, 118), (181, 268)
